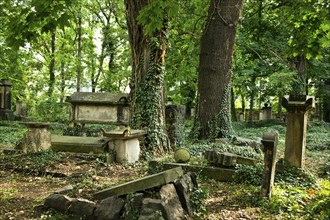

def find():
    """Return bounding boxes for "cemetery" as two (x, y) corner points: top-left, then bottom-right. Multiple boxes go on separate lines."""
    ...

(1, 1), (330, 219)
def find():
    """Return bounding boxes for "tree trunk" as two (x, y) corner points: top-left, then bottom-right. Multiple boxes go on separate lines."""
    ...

(231, 87), (237, 121)
(76, 7), (82, 92)
(292, 54), (307, 95)
(125, 0), (169, 155)
(48, 30), (56, 97)
(197, 0), (243, 139)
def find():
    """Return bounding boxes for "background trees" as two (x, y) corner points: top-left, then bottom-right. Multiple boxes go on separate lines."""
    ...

(0, 0), (329, 146)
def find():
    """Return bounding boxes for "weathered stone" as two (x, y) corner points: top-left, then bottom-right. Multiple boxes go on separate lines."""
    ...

(138, 198), (167, 220)
(51, 135), (108, 154)
(160, 184), (187, 220)
(260, 132), (278, 199)
(282, 95), (314, 168)
(174, 173), (197, 215)
(94, 167), (183, 200)
(103, 129), (146, 164)
(123, 193), (144, 220)
(66, 92), (130, 125)
(69, 198), (96, 217)
(232, 136), (259, 148)
(44, 193), (72, 212)
(94, 196), (125, 220)
(160, 162), (235, 182)
(18, 122), (51, 153)
(54, 185), (74, 194)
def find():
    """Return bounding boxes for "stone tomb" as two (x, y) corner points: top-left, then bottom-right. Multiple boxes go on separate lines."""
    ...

(66, 92), (129, 125)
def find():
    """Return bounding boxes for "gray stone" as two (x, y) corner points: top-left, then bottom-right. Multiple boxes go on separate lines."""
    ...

(44, 193), (72, 212)
(69, 198), (96, 217)
(94, 167), (183, 200)
(138, 198), (167, 220)
(160, 184), (187, 220)
(174, 173), (197, 215)
(54, 185), (74, 194)
(94, 196), (125, 220)
(123, 193), (144, 220)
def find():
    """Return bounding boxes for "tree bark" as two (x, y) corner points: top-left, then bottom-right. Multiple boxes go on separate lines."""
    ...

(76, 6), (82, 92)
(197, 0), (243, 139)
(125, 0), (169, 154)
(48, 30), (56, 97)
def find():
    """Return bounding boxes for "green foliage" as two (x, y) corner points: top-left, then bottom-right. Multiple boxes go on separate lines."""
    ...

(307, 121), (330, 150)
(234, 163), (264, 186)
(275, 159), (317, 188)
(188, 141), (262, 160)
(137, 0), (179, 35)
(0, 122), (27, 147)
(191, 187), (209, 219)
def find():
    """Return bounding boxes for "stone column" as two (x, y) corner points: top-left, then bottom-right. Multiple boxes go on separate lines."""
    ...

(282, 95), (314, 168)
(0, 79), (14, 120)
(18, 122), (51, 153)
(260, 132), (278, 199)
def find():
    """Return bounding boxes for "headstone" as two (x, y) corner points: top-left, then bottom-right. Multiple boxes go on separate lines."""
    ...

(260, 103), (272, 120)
(165, 105), (186, 148)
(282, 95), (314, 168)
(0, 79), (14, 120)
(260, 132), (278, 199)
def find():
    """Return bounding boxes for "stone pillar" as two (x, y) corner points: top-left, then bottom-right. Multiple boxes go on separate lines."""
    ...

(282, 95), (314, 168)
(165, 105), (185, 148)
(18, 122), (51, 153)
(0, 79), (14, 120)
(260, 132), (278, 199)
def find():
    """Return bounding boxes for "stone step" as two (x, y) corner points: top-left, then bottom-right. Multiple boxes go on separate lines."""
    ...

(51, 135), (109, 154)
(93, 167), (184, 200)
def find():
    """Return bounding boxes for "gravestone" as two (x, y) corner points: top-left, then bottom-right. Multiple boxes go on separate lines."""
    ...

(259, 103), (272, 120)
(282, 95), (314, 168)
(165, 105), (186, 148)
(0, 79), (14, 120)
(260, 132), (278, 199)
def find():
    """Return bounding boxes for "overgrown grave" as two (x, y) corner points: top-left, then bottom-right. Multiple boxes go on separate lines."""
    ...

(149, 136), (263, 182)
(42, 167), (200, 220)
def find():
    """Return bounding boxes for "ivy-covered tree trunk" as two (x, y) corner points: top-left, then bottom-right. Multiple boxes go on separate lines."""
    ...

(125, 0), (169, 155)
(197, 0), (243, 139)
(48, 30), (56, 97)
(292, 54), (307, 95)
(76, 6), (82, 92)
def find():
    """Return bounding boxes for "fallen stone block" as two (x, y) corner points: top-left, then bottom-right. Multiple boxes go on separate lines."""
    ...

(174, 172), (197, 215)
(94, 196), (125, 220)
(160, 183), (187, 220)
(69, 198), (96, 218)
(44, 194), (72, 213)
(138, 198), (167, 220)
(94, 167), (184, 200)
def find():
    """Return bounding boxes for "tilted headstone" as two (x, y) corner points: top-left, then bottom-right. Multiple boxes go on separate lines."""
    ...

(260, 132), (278, 199)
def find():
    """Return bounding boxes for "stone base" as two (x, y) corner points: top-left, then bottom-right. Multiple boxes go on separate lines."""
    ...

(109, 138), (140, 163)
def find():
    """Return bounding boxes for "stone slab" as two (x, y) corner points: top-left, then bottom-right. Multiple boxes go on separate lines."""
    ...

(51, 135), (109, 154)
(155, 162), (235, 182)
(93, 167), (184, 200)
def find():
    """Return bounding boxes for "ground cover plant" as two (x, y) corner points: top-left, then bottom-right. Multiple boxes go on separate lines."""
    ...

(0, 120), (329, 219)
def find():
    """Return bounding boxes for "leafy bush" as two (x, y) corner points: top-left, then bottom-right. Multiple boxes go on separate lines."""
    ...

(0, 122), (27, 147)
(234, 163), (264, 185)
(188, 141), (262, 160)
